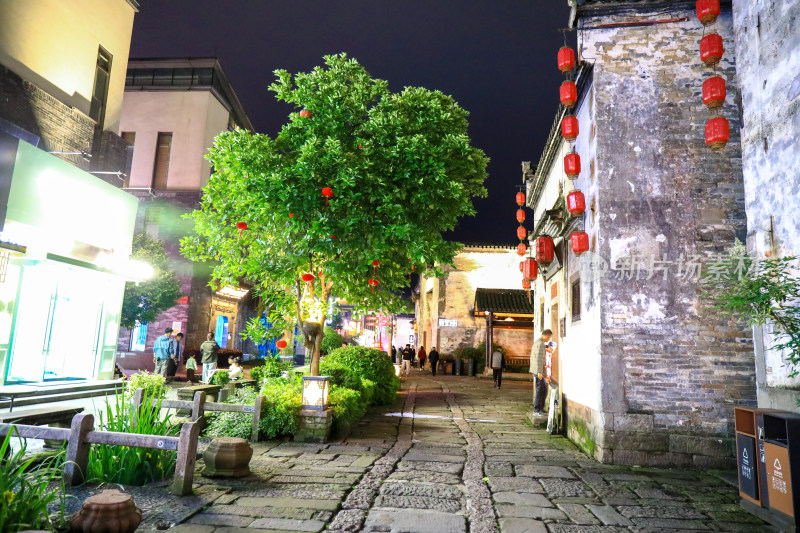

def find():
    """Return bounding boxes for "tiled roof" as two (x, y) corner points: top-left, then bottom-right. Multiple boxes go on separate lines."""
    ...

(473, 288), (534, 316)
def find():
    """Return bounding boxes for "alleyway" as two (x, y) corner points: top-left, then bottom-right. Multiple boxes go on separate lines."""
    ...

(164, 374), (771, 533)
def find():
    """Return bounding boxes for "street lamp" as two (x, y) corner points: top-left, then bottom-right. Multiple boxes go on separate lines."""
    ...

(301, 376), (330, 410)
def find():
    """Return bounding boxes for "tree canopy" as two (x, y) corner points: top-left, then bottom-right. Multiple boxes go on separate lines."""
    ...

(182, 53), (488, 374)
(121, 233), (182, 329)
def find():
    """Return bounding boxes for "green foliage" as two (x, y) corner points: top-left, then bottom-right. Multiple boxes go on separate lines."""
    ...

(320, 326), (345, 355)
(206, 386), (260, 440)
(465, 344), (496, 373)
(320, 346), (398, 405)
(209, 369), (231, 387)
(0, 431), (66, 532)
(702, 241), (800, 373)
(258, 377), (303, 439)
(328, 385), (367, 428)
(86, 390), (178, 485)
(124, 372), (167, 401)
(121, 233), (182, 330)
(181, 53), (489, 374)
(250, 357), (290, 383)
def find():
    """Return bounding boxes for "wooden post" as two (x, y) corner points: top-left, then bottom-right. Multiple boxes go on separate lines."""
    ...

(170, 421), (200, 496)
(485, 311), (494, 371)
(191, 391), (206, 423)
(64, 413), (94, 486)
(132, 388), (144, 430)
(251, 395), (264, 442)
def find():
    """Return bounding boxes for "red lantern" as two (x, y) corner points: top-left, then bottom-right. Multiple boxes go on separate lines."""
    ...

(517, 243), (527, 256)
(516, 192), (526, 206)
(564, 152), (581, 179)
(330, 235), (337, 239)
(516, 209), (525, 223)
(522, 258), (538, 281)
(289, 213), (294, 218)
(557, 46), (575, 73)
(567, 191), (586, 215)
(300, 109), (312, 118)
(236, 221), (247, 237)
(321, 187), (334, 206)
(368, 278), (379, 293)
(700, 34), (724, 66)
(705, 117), (730, 151)
(522, 278), (531, 290)
(561, 116), (579, 142)
(519, 261), (524, 273)
(696, 0), (720, 25)
(702, 76), (726, 109)
(276, 340), (288, 349)
(301, 273), (315, 282)
(535, 236), (555, 263)
(560, 81), (578, 108)
(571, 231), (590, 254)
(371, 260), (380, 266)
(516, 226), (527, 241)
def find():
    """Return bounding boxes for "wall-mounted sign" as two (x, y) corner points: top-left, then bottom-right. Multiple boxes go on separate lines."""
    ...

(438, 318), (457, 327)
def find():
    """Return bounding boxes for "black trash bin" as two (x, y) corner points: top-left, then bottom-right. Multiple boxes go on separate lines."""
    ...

(735, 407), (781, 508)
(760, 412), (800, 526)
(454, 358), (462, 376)
(466, 357), (475, 376)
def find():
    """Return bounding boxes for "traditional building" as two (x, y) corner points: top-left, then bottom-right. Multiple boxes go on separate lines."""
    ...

(115, 58), (258, 360)
(522, 0), (755, 466)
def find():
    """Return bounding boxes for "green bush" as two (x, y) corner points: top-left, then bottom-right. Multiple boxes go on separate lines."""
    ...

(320, 326), (345, 355)
(322, 362), (364, 392)
(124, 372), (167, 401)
(258, 377), (303, 439)
(86, 390), (178, 486)
(209, 369), (230, 387)
(206, 386), (260, 440)
(250, 357), (290, 384)
(320, 346), (398, 405)
(0, 431), (66, 532)
(328, 385), (366, 431)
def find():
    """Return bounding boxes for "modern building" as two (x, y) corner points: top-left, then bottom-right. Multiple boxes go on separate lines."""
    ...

(115, 58), (258, 361)
(0, 0), (141, 384)
(522, 0), (755, 466)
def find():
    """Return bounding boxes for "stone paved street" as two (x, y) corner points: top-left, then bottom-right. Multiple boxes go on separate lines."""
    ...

(165, 373), (774, 532)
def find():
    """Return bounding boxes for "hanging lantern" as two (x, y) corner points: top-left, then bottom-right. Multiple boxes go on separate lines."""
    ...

(321, 187), (334, 206)
(571, 232), (590, 254)
(516, 209), (526, 223)
(567, 191), (586, 215)
(522, 278), (531, 290)
(516, 225), (527, 241)
(702, 76), (726, 109)
(516, 192), (526, 206)
(300, 109), (312, 118)
(330, 235), (337, 239)
(705, 117), (730, 151)
(561, 116), (579, 142)
(372, 259), (380, 275)
(368, 278), (379, 293)
(564, 152), (581, 179)
(535, 236), (555, 263)
(289, 213), (294, 218)
(236, 221), (247, 237)
(276, 340), (288, 349)
(560, 81), (578, 108)
(700, 34), (724, 66)
(696, 0), (720, 25)
(301, 273), (315, 282)
(519, 261), (524, 273)
(557, 46), (575, 73)
(522, 258), (538, 281)
(517, 243), (527, 256)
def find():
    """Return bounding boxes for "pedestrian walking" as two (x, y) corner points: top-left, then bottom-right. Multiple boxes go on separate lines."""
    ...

(428, 347), (439, 375)
(153, 327), (174, 377)
(491, 348), (505, 388)
(185, 353), (198, 382)
(418, 346), (427, 369)
(530, 329), (552, 415)
(166, 332), (183, 380)
(401, 344), (414, 376)
(390, 345), (397, 364)
(200, 332), (220, 383)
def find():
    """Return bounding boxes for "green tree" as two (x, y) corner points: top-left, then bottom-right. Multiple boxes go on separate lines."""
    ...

(121, 233), (182, 329)
(182, 54), (488, 375)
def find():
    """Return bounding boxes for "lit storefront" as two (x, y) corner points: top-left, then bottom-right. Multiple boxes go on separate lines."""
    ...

(0, 132), (138, 383)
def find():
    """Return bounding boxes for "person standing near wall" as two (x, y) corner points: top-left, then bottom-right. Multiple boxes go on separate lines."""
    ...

(153, 327), (174, 377)
(200, 332), (220, 383)
(428, 347), (439, 376)
(530, 329), (552, 415)
(491, 347), (505, 388)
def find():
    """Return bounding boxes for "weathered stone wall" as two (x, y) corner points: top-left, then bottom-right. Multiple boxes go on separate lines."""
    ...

(576, 5), (755, 466)
(732, 0), (800, 410)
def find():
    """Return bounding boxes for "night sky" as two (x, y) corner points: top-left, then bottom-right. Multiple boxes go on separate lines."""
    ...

(130, 1), (573, 244)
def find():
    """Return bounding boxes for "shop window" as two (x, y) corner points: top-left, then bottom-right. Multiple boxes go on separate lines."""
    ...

(152, 132), (172, 189)
(90, 47), (112, 124)
(131, 321), (148, 351)
(571, 280), (581, 321)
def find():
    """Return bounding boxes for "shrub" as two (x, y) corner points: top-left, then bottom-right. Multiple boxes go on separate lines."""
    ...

(209, 369), (230, 387)
(0, 431), (66, 532)
(250, 357), (290, 383)
(124, 371), (167, 401)
(328, 385), (366, 432)
(86, 390), (178, 485)
(320, 326), (345, 355)
(205, 386), (260, 440)
(258, 377), (303, 439)
(320, 346), (398, 405)
(322, 362), (365, 392)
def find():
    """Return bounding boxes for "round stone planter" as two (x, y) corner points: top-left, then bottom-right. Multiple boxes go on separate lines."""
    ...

(69, 489), (142, 533)
(202, 436), (253, 477)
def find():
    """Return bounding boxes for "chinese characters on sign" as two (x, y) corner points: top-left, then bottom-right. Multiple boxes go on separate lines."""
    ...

(438, 318), (458, 327)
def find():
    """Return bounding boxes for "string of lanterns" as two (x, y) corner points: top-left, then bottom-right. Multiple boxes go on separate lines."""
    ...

(697, 0), (729, 151)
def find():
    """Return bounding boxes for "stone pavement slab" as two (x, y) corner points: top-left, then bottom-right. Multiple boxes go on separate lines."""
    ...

(498, 517), (549, 533)
(363, 508), (466, 532)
